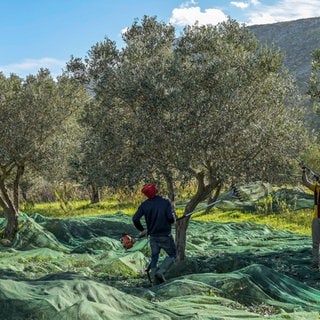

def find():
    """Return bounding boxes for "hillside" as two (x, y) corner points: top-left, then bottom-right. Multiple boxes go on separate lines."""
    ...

(249, 16), (320, 91)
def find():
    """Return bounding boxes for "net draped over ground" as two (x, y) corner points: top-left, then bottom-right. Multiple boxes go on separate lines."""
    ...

(0, 185), (319, 320)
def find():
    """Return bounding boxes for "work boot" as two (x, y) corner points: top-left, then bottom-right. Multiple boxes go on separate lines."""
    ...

(150, 268), (161, 286)
(155, 257), (175, 283)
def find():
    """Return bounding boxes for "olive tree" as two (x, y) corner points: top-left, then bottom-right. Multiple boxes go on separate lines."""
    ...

(300, 49), (320, 171)
(0, 69), (87, 240)
(169, 21), (307, 258)
(66, 39), (140, 199)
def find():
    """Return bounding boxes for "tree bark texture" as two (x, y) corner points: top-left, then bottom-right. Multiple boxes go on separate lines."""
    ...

(175, 216), (190, 261)
(0, 166), (23, 241)
(90, 182), (100, 204)
(3, 207), (18, 241)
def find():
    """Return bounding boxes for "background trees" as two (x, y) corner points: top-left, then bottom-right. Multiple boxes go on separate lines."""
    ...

(67, 17), (308, 260)
(0, 69), (87, 240)
(299, 49), (320, 173)
(309, 49), (320, 122)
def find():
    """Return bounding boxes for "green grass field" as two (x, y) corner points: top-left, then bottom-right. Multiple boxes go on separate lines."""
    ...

(21, 199), (313, 236)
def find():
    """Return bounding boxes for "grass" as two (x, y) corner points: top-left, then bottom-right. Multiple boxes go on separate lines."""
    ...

(193, 208), (312, 235)
(21, 199), (313, 235)
(21, 199), (138, 218)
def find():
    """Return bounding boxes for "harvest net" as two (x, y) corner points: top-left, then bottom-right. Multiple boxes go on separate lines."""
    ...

(0, 182), (318, 319)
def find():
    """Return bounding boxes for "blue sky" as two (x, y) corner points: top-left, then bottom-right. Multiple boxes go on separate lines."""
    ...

(1, 0), (319, 78)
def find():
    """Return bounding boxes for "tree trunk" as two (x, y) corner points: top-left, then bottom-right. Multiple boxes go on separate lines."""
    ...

(164, 173), (175, 202)
(175, 172), (220, 260)
(175, 216), (190, 261)
(175, 190), (204, 260)
(205, 183), (222, 214)
(0, 175), (21, 241)
(13, 164), (24, 210)
(90, 182), (100, 204)
(3, 207), (18, 241)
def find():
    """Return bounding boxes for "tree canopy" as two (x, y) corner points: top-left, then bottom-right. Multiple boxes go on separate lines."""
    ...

(0, 69), (87, 239)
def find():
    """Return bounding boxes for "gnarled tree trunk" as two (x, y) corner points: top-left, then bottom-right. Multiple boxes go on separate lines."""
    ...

(0, 164), (24, 241)
(3, 207), (18, 241)
(175, 216), (190, 261)
(90, 182), (100, 204)
(175, 172), (221, 261)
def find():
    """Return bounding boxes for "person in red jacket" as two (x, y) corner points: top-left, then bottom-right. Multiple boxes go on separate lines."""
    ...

(133, 183), (177, 284)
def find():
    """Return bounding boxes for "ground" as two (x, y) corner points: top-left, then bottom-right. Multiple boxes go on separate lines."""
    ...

(0, 207), (319, 320)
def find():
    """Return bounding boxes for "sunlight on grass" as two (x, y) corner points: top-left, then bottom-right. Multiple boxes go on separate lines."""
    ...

(22, 200), (137, 218)
(21, 199), (313, 235)
(194, 208), (312, 235)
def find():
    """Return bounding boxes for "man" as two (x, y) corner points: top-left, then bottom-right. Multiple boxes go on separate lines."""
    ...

(132, 183), (177, 285)
(302, 167), (320, 270)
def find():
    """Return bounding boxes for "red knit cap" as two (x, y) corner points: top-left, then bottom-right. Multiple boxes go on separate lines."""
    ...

(141, 183), (158, 199)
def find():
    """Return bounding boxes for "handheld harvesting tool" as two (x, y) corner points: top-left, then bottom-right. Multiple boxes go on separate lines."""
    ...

(300, 162), (320, 181)
(176, 185), (247, 221)
(120, 232), (148, 249)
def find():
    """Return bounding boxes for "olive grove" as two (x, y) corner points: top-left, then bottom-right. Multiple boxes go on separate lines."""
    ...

(67, 16), (308, 260)
(0, 69), (87, 240)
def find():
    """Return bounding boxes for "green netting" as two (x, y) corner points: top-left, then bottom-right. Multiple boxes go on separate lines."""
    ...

(237, 181), (273, 201)
(214, 182), (313, 212)
(0, 187), (319, 319)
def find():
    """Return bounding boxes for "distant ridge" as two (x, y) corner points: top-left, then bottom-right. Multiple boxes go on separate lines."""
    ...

(249, 16), (320, 91)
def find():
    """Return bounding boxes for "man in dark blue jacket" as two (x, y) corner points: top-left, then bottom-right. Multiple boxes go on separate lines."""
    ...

(133, 183), (176, 285)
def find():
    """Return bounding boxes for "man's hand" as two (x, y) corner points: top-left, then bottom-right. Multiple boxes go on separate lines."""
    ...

(139, 230), (148, 238)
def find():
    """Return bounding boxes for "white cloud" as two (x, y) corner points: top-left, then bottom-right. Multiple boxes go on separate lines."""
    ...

(180, 0), (198, 8)
(231, 2), (249, 9)
(246, 0), (320, 25)
(0, 58), (65, 78)
(170, 6), (228, 26)
(250, 0), (260, 5)
(121, 27), (129, 35)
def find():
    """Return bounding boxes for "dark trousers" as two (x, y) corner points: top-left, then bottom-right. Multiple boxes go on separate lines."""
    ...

(312, 218), (320, 265)
(149, 234), (176, 268)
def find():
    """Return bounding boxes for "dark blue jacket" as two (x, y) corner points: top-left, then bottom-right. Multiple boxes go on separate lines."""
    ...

(132, 195), (176, 236)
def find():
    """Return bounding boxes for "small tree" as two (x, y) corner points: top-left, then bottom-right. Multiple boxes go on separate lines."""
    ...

(0, 69), (87, 240)
(66, 39), (139, 198)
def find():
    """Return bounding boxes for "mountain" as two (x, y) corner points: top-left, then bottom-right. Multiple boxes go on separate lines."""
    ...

(249, 16), (320, 92)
